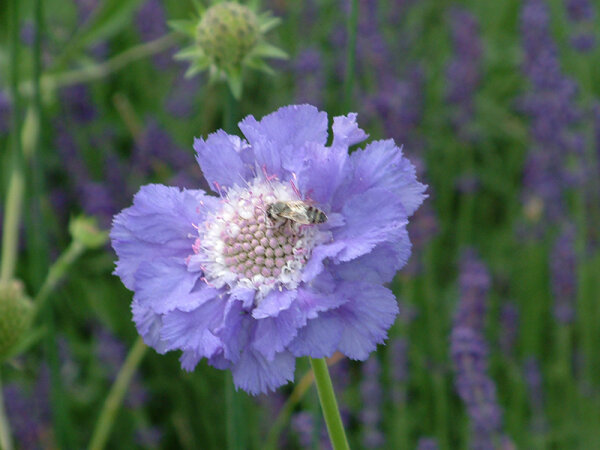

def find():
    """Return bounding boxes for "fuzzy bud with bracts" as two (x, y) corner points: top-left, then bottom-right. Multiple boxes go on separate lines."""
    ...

(171, 1), (287, 99)
(0, 280), (33, 361)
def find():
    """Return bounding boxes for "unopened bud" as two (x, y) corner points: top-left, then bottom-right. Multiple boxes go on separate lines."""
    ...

(0, 280), (33, 361)
(197, 2), (260, 70)
(69, 215), (109, 249)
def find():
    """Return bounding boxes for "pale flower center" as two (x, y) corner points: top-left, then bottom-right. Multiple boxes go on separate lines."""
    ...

(188, 178), (328, 299)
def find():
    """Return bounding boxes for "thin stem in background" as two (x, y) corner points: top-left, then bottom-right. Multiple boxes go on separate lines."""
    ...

(343, 0), (358, 111)
(88, 337), (148, 450)
(0, 1), (24, 447)
(25, 0), (48, 290)
(2, 34), (179, 102)
(309, 357), (349, 450)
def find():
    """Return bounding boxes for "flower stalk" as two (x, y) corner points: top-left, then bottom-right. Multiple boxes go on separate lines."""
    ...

(88, 336), (147, 450)
(309, 357), (350, 450)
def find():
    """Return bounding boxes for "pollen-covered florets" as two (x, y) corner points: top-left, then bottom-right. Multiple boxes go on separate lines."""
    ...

(189, 179), (328, 299)
(111, 104), (427, 394)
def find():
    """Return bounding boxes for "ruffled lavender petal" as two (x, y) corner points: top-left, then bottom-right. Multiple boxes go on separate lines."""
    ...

(333, 236), (411, 284)
(111, 184), (215, 290)
(232, 349), (295, 395)
(331, 113), (368, 148)
(252, 289), (297, 319)
(131, 300), (168, 354)
(194, 130), (254, 191)
(289, 283), (398, 360)
(133, 258), (215, 314)
(333, 139), (427, 215)
(335, 283), (399, 359)
(296, 142), (349, 205)
(239, 105), (328, 179)
(160, 295), (226, 357)
(314, 188), (408, 267)
(252, 304), (305, 360)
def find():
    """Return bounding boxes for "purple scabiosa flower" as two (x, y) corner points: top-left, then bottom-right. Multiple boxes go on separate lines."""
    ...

(360, 356), (385, 448)
(110, 105), (426, 394)
(451, 251), (513, 449)
(550, 223), (577, 324)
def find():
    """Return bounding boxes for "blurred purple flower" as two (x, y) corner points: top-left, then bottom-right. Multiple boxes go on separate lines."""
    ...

(291, 412), (332, 449)
(95, 328), (149, 408)
(292, 48), (325, 107)
(3, 367), (53, 450)
(360, 356), (384, 448)
(136, 0), (171, 68)
(451, 251), (513, 449)
(523, 357), (547, 433)
(499, 303), (519, 357)
(445, 8), (482, 138)
(390, 337), (409, 404)
(519, 0), (585, 227)
(550, 223), (577, 324)
(111, 105), (426, 394)
(0, 92), (12, 134)
(165, 72), (201, 118)
(417, 437), (439, 450)
(59, 84), (97, 123)
(565, 0), (595, 21)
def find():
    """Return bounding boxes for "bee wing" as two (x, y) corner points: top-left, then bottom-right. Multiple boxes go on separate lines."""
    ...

(281, 208), (312, 224)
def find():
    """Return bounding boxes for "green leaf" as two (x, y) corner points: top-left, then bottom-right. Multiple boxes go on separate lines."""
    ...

(226, 68), (243, 100)
(258, 14), (281, 33)
(250, 42), (288, 60)
(168, 19), (197, 36)
(174, 45), (208, 61)
(245, 57), (275, 75)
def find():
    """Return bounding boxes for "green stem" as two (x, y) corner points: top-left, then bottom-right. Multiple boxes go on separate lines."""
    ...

(343, 0), (359, 111)
(0, 172), (24, 284)
(88, 336), (148, 450)
(0, 370), (13, 450)
(6, 34), (178, 101)
(32, 240), (86, 319)
(309, 357), (350, 450)
(1, 0), (24, 284)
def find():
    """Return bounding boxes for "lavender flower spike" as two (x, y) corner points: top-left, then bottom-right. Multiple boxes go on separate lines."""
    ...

(111, 105), (426, 394)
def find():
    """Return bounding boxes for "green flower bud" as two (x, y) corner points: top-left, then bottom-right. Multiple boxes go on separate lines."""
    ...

(197, 2), (260, 70)
(69, 215), (109, 249)
(0, 280), (33, 361)
(171, 1), (286, 99)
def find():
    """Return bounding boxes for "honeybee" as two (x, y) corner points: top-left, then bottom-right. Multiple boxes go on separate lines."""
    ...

(266, 201), (327, 227)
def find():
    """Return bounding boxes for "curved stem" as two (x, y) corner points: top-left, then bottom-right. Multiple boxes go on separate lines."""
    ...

(309, 357), (350, 450)
(32, 240), (86, 319)
(7, 34), (178, 100)
(87, 336), (147, 450)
